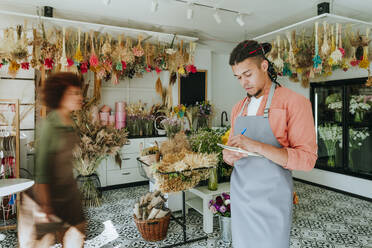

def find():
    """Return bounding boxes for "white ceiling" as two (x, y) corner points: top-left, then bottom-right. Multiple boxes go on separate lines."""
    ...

(0, 0), (371, 53)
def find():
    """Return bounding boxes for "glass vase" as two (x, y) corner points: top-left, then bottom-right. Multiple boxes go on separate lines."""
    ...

(335, 111), (342, 122)
(327, 155), (335, 167)
(354, 111), (364, 123)
(208, 167), (218, 191)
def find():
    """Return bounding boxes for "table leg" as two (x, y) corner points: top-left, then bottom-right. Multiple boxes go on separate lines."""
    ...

(202, 197), (213, 234)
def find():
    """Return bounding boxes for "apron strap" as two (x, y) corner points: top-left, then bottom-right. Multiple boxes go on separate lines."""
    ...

(238, 97), (249, 117)
(264, 83), (276, 118)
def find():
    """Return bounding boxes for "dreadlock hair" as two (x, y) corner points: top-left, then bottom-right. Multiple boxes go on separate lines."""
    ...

(229, 40), (279, 85)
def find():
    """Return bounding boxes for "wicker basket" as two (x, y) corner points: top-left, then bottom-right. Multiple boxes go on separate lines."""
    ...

(134, 213), (171, 242)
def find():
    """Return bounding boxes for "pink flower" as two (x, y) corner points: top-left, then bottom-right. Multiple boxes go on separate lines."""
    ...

(209, 205), (217, 214)
(219, 205), (227, 213)
(0, 63), (2, 69)
(208, 200), (214, 208)
(145, 65), (152, 72)
(155, 67), (162, 74)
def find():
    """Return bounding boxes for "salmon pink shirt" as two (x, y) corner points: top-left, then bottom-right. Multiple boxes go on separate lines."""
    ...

(228, 85), (318, 171)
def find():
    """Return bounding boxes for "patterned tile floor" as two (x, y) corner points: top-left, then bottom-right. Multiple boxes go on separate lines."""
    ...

(1, 180), (371, 248)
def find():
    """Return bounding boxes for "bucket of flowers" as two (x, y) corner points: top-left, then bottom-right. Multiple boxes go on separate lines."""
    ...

(209, 193), (231, 243)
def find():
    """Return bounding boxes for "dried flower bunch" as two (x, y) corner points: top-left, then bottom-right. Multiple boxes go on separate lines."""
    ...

(154, 132), (218, 193)
(72, 98), (128, 176)
(0, 21), (198, 80)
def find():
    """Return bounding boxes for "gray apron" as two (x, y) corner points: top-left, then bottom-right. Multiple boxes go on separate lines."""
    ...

(231, 83), (293, 248)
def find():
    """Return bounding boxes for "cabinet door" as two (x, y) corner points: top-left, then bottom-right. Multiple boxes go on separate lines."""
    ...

(346, 84), (372, 176)
(121, 138), (144, 154)
(314, 86), (343, 169)
(96, 158), (107, 187)
(106, 167), (147, 186)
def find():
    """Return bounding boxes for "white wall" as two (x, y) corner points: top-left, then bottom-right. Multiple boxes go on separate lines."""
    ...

(94, 47), (213, 110)
(210, 52), (245, 127)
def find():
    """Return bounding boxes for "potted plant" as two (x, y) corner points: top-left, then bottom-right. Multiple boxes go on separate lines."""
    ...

(189, 128), (227, 190)
(72, 100), (128, 207)
(209, 193), (231, 243)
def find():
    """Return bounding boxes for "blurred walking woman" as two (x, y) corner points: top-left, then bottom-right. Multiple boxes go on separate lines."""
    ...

(18, 72), (85, 247)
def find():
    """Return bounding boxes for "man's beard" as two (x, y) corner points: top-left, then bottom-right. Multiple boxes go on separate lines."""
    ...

(247, 88), (262, 98)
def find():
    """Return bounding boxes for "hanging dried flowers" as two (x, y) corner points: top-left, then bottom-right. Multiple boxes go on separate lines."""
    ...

(122, 38), (135, 64)
(102, 34), (112, 56)
(59, 27), (68, 71)
(312, 22), (322, 73)
(89, 31), (99, 69)
(74, 28), (83, 63)
(359, 28), (370, 69)
(132, 35), (144, 57)
(11, 25), (28, 61)
(8, 60), (20, 77)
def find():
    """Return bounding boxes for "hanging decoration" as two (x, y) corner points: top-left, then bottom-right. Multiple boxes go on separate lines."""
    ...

(263, 23), (371, 88)
(0, 20), (198, 81)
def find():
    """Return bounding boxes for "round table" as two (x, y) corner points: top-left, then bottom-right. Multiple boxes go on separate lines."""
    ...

(0, 178), (34, 197)
(0, 178), (34, 241)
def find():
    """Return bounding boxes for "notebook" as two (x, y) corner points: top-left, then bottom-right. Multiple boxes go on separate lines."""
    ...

(217, 143), (261, 157)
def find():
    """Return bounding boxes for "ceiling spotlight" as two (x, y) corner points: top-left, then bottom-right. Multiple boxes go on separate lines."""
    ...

(236, 13), (245, 26)
(213, 8), (221, 24)
(151, 0), (159, 12)
(103, 0), (111, 6)
(187, 2), (194, 20)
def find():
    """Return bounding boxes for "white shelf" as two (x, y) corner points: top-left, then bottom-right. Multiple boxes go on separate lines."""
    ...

(185, 197), (203, 215)
(253, 13), (372, 41)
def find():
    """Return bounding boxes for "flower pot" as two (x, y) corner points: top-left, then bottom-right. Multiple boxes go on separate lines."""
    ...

(219, 216), (232, 243)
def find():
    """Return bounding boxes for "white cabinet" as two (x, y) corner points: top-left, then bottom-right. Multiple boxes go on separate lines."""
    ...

(101, 137), (167, 187)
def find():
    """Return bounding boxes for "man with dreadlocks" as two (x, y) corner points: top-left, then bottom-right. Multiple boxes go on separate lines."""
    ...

(223, 40), (317, 248)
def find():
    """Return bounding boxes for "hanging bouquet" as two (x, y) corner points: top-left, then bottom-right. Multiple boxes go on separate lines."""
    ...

(72, 100), (128, 176)
(209, 193), (231, 217)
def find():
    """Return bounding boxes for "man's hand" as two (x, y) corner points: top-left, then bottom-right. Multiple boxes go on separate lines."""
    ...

(222, 149), (245, 166)
(229, 134), (260, 153)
